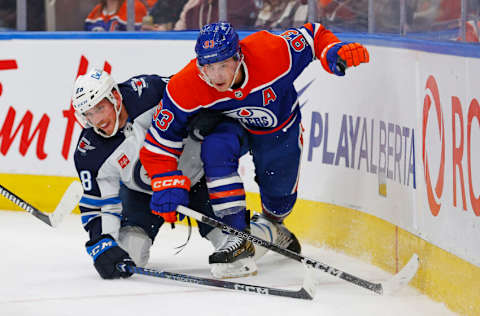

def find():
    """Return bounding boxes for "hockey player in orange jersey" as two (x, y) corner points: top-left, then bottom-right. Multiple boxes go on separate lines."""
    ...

(140, 21), (369, 278)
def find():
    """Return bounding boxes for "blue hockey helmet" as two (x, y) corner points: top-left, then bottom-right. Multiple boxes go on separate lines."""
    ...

(195, 22), (240, 66)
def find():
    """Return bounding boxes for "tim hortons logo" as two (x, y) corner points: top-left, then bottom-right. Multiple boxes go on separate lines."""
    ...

(0, 59), (50, 159)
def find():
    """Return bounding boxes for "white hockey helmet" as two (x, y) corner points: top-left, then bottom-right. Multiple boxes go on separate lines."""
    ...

(72, 68), (122, 137)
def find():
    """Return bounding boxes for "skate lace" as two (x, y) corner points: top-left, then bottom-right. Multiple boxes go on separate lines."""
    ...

(219, 235), (244, 253)
(275, 225), (293, 248)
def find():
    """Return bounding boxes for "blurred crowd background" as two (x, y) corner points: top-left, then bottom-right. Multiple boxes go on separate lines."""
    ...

(1, 0), (479, 43)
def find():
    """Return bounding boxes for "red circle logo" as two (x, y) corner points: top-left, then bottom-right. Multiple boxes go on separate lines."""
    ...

(422, 76), (445, 216)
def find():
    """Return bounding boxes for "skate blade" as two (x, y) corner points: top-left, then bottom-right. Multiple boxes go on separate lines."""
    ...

(211, 258), (258, 279)
(217, 270), (258, 280)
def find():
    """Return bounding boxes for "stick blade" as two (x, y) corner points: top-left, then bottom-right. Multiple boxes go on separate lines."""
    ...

(382, 253), (420, 295)
(49, 181), (83, 227)
(300, 263), (317, 299)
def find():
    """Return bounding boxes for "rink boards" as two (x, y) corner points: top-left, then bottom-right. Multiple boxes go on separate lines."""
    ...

(0, 33), (478, 315)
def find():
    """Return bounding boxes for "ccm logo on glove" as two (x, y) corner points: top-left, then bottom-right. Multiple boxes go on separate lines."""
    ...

(87, 239), (115, 259)
(151, 175), (190, 191)
(149, 171), (190, 223)
(85, 234), (135, 279)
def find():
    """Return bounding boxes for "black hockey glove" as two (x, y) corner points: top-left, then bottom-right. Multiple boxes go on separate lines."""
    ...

(187, 110), (226, 141)
(85, 234), (135, 279)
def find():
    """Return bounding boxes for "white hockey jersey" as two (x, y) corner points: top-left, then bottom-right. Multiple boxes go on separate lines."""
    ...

(74, 75), (169, 239)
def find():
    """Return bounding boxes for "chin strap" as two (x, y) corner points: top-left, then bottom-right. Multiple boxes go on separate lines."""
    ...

(228, 54), (244, 89)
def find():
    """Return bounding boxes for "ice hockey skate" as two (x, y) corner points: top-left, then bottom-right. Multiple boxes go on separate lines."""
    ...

(251, 212), (301, 260)
(209, 234), (257, 279)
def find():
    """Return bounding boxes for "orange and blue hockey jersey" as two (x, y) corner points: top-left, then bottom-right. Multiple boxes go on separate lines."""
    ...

(84, 1), (147, 31)
(140, 23), (341, 176)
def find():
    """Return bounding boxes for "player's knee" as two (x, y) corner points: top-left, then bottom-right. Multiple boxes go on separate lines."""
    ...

(118, 226), (152, 267)
(261, 192), (297, 220)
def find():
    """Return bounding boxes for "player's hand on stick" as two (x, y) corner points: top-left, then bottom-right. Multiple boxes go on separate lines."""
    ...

(150, 171), (190, 223)
(85, 234), (135, 279)
(322, 42), (369, 76)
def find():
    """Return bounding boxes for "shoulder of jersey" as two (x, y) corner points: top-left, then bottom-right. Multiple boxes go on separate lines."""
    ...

(119, 75), (166, 119)
(74, 128), (101, 157)
(73, 128), (120, 171)
(166, 32), (292, 112)
(241, 30), (292, 81)
(166, 59), (218, 111)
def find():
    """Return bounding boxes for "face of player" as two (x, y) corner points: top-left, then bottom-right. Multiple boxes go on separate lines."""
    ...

(201, 56), (241, 92)
(83, 98), (118, 136)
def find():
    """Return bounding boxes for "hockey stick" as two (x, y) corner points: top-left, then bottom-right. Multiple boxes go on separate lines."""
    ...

(177, 205), (419, 295)
(0, 181), (83, 227)
(117, 264), (315, 300)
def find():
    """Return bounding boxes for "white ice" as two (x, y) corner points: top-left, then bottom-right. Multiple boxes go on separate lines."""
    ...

(0, 211), (456, 316)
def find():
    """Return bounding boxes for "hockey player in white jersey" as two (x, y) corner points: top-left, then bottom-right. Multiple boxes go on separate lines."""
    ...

(72, 68), (226, 279)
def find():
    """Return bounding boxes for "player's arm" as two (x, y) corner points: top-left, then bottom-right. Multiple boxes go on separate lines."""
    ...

(119, 74), (170, 131)
(74, 159), (134, 279)
(140, 93), (191, 224)
(294, 22), (369, 76)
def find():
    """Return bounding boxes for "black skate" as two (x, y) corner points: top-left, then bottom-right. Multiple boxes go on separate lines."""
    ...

(275, 221), (301, 254)
(208, 234), (257, 279)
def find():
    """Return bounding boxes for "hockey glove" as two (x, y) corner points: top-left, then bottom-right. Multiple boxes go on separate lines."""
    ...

(85, 234), (135, 279)
(187, 110), (226, 142)
(322, 42), (369, 76)
(150, 171), (190, 223)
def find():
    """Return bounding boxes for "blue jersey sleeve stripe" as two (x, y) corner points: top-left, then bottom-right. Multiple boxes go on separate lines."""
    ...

(104, 212), (122, 219)
(80, 196), (121, 207)
(81, 213), (100, 225)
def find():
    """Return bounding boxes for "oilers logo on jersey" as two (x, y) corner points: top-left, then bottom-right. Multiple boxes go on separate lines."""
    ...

(224, 107), (278, 128)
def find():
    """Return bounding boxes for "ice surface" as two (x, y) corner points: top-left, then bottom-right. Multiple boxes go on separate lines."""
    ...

(0, 211), (456, 316)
